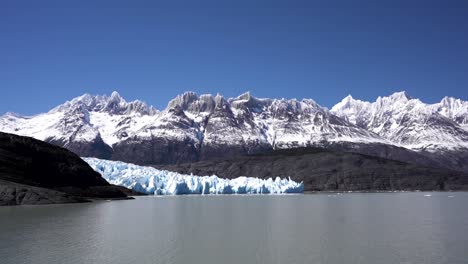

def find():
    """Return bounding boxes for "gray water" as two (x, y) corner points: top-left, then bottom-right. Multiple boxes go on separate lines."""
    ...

(0, 193), (467, 264)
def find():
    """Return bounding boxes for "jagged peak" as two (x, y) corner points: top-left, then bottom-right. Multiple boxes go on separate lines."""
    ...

(299, 98), (319, 107)
(373, 91), (415, 109)
(331, 94), (369, 113)
(230, 91), (271, 111)
(334, 92), (414, 112)
(387, 91), (412, 101)
(166, 91), (328, 114)
(69, 92), (103, 104)
(50, 91), (156, 115)
(235, 91), (253, 101)
(103, 91), (126, 112)
(177, 91), (199, 102)
(436, 96), (468, 119)
(73, 93), (93, 101)
(106, 91), (125, 106)
(440, 96), (466, 105)
(199, 93), (214, 99)
(166, 91), (220, 114)
(258, 96), (325, 114)
(167, 91), (200, 110)
(334, 95), (352, 107)
(110, 91), (122, 99)
(214, 93), (227, 107)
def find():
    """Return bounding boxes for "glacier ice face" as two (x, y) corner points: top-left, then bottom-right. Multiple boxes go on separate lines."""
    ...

(83, 157), (304, 195)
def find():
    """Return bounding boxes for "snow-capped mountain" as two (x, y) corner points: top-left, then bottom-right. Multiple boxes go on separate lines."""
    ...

(331, 91), (468, 150)
(0, 91), (386, 164)
(432, 96), (468, 131)
(158, 91), (384, 160)
(1, 91), (467, 172)
(0, 91), (158, 159)
(331, 92), (468, 172)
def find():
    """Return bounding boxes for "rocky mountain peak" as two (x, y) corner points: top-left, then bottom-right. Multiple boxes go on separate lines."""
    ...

(51, 92), (156, 116)
(166, 92), (218, 114)
(230, 92), (269, 112)
(102, 91), (125, 114)
(166, 91), (199, 110)
(336, 94), (355, 106)
(214, 93), (229, 109)
(236, 91), (252, 101)
(65, 102), (91, 123)
(389, 91), (412, 101)
(438, 96), (466, 110)
(375, 91), (412, 107)
(332, 91), (468, 148)
(435, 96), (468, 127)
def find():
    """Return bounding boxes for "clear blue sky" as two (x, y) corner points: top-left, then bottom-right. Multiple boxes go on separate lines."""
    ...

(1, 0), (468, 114)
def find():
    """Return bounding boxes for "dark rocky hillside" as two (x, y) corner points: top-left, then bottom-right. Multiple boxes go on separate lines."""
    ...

(0, 132), (129, 205)
(157, 148), (468, 192)
(0, 179), (88, 206)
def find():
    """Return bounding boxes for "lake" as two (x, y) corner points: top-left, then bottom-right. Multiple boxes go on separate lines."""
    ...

(1, 193), (467, 264)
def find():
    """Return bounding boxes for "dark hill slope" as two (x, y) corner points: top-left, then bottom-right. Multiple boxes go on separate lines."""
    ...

(0, 179), (88, 206)
(0, 132), (128, 205)
(157, 148), (468, 191)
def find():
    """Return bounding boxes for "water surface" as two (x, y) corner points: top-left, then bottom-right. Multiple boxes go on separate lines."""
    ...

(1, 192), (467, 264)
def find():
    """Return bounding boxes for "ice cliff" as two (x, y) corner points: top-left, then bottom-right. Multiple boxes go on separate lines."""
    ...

(83, 158), (304, 195)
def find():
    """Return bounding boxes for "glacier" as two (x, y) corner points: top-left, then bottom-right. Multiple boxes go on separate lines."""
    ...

(83, 157), (304, 195)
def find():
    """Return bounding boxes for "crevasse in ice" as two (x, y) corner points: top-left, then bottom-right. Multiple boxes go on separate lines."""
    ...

(83, 157), (304, 195)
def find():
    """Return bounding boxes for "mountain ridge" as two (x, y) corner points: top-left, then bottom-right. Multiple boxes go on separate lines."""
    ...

(1, 91), (467, 172)
(331, 91), (468, 149)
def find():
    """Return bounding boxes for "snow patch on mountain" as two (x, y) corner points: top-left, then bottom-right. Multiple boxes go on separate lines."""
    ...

(0, 111), (64, 142)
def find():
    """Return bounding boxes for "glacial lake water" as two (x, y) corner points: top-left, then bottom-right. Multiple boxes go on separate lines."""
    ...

(1, 193), (467, 264)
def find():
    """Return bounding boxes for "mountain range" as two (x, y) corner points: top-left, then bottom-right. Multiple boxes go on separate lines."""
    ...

(1, 91), (467, 172)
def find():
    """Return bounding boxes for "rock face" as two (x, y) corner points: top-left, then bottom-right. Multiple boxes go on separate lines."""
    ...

(0, 180), (88, 206)
(157, 148), (468, 192)
(0, 132), (128, 205)
(0, 91), (467, 172)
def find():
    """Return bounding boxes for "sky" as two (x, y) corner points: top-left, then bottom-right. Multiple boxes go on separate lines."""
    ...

(1, 0), (468, 115)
